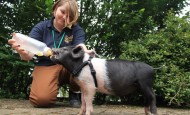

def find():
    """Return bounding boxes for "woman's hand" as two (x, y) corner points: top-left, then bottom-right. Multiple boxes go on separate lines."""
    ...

(8, 39), (33, 61)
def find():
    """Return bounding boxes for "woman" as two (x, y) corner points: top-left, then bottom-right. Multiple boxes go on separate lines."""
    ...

(8, 0), (90, 108)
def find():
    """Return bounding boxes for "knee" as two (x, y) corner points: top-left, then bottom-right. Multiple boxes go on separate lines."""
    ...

(29, 94), (56, 107)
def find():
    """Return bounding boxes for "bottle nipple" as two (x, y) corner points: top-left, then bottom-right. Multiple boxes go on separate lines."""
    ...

(36, 51), (44, 56)
(44, 47), (53, 57)
(46, 49), (53, 57)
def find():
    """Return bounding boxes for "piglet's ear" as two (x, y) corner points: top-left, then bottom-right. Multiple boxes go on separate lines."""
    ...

(71, 46), (84, 59)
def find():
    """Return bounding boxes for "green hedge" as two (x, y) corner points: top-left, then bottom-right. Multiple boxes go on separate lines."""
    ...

(120, 12), (190, 106)
(0, 52), (33, 99)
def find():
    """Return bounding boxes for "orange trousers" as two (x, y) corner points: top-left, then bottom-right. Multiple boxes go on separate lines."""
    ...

(29, 64), (80, 107)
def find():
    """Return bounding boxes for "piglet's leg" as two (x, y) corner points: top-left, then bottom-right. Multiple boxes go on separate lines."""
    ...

(84, 86), (96, 115)
(78, 92), (86, 115)
(79, 82), (96, 115)
(145, 107), (150, 115)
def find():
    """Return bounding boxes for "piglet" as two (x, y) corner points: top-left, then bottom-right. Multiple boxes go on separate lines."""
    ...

(50, 46), (157, 115)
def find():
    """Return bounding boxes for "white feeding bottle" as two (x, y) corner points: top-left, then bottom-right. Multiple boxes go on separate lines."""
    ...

(12, 32), (52, 57)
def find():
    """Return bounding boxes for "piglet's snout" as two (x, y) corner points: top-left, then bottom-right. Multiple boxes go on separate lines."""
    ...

(50, 48), (59, 59)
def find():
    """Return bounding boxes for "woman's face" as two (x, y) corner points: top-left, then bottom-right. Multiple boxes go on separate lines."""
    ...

(53, 3), (68, 28)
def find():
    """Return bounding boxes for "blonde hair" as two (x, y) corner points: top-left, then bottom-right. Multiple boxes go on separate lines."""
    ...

(53, 0), (79, 28)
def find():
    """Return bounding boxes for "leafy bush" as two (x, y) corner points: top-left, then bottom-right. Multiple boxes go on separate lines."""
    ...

(120, 12), (190, 106)
(0, 42), (33, 99)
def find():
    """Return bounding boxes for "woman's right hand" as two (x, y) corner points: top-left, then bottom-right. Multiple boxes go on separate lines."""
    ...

(8, 39), (33, 61)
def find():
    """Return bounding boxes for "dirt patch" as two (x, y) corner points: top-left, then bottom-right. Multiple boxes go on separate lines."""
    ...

(0, 99), (189, 115)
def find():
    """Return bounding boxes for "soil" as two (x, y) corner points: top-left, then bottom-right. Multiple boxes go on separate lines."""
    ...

(0, 99), (189, 115)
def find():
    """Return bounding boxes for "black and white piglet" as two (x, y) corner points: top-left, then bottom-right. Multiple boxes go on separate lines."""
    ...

(50, 46), (157, 115)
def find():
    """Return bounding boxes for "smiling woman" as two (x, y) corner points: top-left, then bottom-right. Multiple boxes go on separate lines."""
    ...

(52, 0), (79, 31)
(8, 0), (88, 109)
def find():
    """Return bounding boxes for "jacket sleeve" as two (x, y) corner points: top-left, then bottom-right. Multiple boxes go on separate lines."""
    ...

(29, 21), (44, 42)
(72, 24), (85, 46)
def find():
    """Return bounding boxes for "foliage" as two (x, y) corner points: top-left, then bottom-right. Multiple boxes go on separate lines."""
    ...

(79, 0), (187, 58)
(120, 12), (190, 106)
(0, 37), (33, 98)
